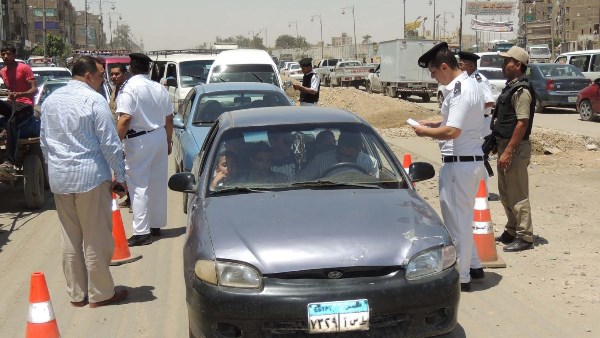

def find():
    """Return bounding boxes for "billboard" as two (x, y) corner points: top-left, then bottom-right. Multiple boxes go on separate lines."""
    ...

(466, 1), (516, 16)
(471, 19), (514, 32)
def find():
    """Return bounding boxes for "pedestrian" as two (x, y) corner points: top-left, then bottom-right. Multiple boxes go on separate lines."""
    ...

(40, 55), (128, 308)
(293, 58), (320, 106)
(493, 46), (536, 252)
(108, 63), (128, 122)
(116, 53), (174, 247)
(0, 46), (39, 176)
(412, 42), (486, 292)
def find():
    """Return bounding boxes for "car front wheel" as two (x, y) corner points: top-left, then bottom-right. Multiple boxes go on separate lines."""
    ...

(579, 100), (596, 121)
(535, 98), (544, 114)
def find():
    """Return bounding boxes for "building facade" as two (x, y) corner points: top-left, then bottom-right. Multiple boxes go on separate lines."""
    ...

(74, 11), (105, 50)
(332, 33), (353, 47)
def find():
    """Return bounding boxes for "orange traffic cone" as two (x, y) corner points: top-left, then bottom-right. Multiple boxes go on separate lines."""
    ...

(26, 272), (60, 338)
(402, 153), (412, 174)
(111, 193), (142, 266)
(473, 179), (506, 268)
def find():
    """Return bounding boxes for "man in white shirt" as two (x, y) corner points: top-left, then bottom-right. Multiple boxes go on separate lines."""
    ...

(116, 53), (174, 246)
(293, 58), (320, 106)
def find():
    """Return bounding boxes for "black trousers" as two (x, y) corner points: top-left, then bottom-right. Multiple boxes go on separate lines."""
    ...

(0, 100), (36, 164)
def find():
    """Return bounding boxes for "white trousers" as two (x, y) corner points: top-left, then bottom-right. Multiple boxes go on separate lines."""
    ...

(439, 161), (485, 283)
(124, 129), (168, 235)
(300, 102), (318, 106)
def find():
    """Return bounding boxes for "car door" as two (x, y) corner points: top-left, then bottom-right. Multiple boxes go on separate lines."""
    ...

(589, 53), (600, 81)
(174, 88), (197, 172)
(592, 80), (600, 114)
(371, 65), (382, 92)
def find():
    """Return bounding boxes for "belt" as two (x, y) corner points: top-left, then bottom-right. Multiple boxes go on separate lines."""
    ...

(125, 128), (156, 139)
(442, 156), (484, 163)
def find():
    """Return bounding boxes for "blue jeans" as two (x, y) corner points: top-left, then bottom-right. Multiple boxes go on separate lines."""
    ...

(0, 112), (40, 164)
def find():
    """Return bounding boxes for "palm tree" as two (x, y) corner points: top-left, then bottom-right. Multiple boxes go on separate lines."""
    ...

(362, 34), (372, 44)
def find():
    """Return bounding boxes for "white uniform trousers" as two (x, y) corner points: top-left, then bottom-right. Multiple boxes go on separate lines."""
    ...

(300, 102), (318, 106)
(124, 128), (168, 235)
(439, 161), (486, 283)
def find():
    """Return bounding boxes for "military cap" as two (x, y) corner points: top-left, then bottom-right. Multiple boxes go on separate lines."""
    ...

(298, 58), (313, 67)
(458, 51), (480, 63)
(417, 42), (449, 68)
(499, 46), (529, 66)
(129, 53), (152, 64)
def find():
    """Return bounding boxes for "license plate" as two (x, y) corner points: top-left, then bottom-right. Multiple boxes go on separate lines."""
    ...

(307, 299), (369, 333)
(568, 96), (577, 103)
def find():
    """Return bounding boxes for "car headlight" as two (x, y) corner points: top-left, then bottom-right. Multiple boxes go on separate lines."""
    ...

(405, 245), (456, 281)
(195, 260), (262, 289)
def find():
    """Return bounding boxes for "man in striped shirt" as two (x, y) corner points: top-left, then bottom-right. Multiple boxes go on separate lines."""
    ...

(40, 56), (128, 308)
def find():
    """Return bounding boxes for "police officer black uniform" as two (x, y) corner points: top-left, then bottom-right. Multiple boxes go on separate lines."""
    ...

(293, 58), (320, 106)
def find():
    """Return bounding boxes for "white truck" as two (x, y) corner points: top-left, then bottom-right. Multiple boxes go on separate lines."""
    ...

(314, 59), (342, 84)
(527, 44), (551, 64)
(366, 39), (439, 102)
(322, 60), (371, 88)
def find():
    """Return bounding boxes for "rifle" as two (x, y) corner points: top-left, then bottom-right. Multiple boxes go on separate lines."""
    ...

(482, 133), (497, 177)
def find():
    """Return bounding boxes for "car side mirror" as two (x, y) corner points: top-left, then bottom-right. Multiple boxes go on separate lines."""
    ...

(594, 78), (600, 85)
(166, 78), (177, 87)
(173, 116), (185, 129)
(408, 162), (435, 182)
(168, 172), (196, 193)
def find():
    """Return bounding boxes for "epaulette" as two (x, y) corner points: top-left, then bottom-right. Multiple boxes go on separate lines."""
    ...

(453, 81), (461, 95)
(474, 73), (482, 83)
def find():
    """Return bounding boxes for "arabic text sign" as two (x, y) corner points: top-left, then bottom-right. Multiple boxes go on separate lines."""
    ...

(471, 19), (514, 32)
(466, 1), (516, 16)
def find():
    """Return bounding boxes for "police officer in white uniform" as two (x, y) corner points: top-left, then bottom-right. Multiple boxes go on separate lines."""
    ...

(412, 43), (486, 292)
(116, 53), (174, 247)
(458, 51), (495, 138)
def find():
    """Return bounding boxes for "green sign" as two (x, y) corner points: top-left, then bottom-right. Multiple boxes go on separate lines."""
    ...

(524, 15), (535, 23)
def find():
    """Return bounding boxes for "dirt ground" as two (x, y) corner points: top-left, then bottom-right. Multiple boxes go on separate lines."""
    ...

(288, 84), (600, 334)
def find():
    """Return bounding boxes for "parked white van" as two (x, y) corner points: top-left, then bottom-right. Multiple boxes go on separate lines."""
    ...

(554, 50), (600, 80)
(206, 49), (283, 89)
(149, 53), (217, 112)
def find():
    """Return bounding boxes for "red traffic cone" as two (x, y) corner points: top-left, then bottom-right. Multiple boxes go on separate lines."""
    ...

(111, 193), (142, 266)
(402, 153), (412, 174)
(26, 272), (60, 338)
(473, 179), (506, 268)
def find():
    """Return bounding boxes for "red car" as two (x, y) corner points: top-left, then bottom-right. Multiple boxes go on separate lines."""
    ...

(576, 78), (600, 121)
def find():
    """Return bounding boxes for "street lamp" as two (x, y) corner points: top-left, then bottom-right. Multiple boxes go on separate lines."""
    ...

(341, 5), (358, 59)
(288, 20), (298, 38)
(423, 17), (428, 38)
(429, 0), (437, 40)
(311, 14), (324, 59)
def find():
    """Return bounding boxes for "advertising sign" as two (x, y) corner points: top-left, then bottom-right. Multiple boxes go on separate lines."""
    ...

(471, 19), (514, 32)
(466, 1), (516, 16)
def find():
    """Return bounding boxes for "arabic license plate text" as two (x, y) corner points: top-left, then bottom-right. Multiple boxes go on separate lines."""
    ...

(307, 299), (369, 333)
(568, 96), (577, 103)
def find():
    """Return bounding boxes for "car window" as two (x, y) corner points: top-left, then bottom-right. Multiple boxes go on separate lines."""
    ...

(181, 88), (196, 123)
(209, 64), (280, 88)
(33, 70), (71, 84)
(555, 56), (567, 64)
(179, 60), (214, 87)
(38, 82), (67, 104)
(479, 55), (504, 68)
(166, 64), (177, 80)
(192, 90), (290, 123)
(591, 55), (600, 72)
(478, 69), (504, 80)
(206, 124), (404, 194)
(569, 55), (590, 72)
(537, 64), (585, 77)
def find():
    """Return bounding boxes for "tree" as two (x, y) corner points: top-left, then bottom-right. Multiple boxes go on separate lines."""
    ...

(112, 23), (142, 51)
(47, 33), (72, 64)
(362, 34), (372, 44)
(274, 34), (310, 49)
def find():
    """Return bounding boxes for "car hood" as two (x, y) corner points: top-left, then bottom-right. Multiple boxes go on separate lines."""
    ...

(204, 189), (450, 274)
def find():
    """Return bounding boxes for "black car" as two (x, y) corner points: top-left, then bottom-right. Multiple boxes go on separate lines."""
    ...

(526, 63), (591, 113)
(169, 107), (459, 338)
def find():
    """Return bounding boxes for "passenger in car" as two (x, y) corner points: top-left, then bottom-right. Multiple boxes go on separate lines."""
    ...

(224, 131), (251, 176)
(246, 141), (288, 184)
(297, 131), (378, 180)
(314, 130), (336, 154)
(268, 130), (296, 179)
(210, 151), (241, 190)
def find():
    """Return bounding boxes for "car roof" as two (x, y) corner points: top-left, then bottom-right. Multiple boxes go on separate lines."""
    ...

(213, 49), (274, 65)
(476, 52), (501, 56)
(218, 107), (366, 130)
(193, 82), (286, 94)
(31, 67), (71, 72)
(41, 77), (71, 84)
(150, 53), (217, 63)
(557, 49), (600, 56)
(97, 56), (130, 63)
(479, 67), (502, 71)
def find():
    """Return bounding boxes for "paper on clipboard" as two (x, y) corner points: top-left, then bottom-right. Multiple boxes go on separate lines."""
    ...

(406, 118), (420, 127)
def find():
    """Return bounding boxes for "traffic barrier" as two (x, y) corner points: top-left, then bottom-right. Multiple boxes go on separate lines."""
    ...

(473, 179), (506, 268)
(110, 193), (142, 266)
(26, 272), (60, 338)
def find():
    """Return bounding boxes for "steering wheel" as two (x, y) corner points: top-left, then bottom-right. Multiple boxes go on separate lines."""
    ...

(321, 162), (368, 177)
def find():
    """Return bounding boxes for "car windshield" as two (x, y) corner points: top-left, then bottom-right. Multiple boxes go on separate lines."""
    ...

(478, 69), (505, 80)
(33, 70), (71, 84)
(38, 82), (68, 104)
(530, 47), (550, 55)
(207, 124), (405, 194)
(180, 60), (214, 87)
(479, 55), (504, 68)
(209, 64), (280, 87)
(192, 91), (290, 123)
(537, 64), (584, 77)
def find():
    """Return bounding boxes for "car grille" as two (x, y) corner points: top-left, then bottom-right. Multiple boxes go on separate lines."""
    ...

(263, 313), (408, 337)
(264, 266), (401, 279)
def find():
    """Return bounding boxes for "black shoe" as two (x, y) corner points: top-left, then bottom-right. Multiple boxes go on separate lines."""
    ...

(495, 231), (515, 245)
(503, 238), (533, 252)
(461, 282), (471, 292)
(470, 268), (485, 280)
(150, 228), (161, 237)
(127, 234), (152, 247)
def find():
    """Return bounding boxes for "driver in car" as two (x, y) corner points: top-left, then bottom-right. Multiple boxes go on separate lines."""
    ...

(297, 131), (378, 180)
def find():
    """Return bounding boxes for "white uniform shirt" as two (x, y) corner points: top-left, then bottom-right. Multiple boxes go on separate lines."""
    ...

(116, 74), (173, 131)
(439, 71), (485, 157)
(472, 70), (494, 137)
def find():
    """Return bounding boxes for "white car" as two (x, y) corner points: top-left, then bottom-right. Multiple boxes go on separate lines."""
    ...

(31, 67), (72, 85)
(437, 67), (505, 108)
(283, 63), (303, 80)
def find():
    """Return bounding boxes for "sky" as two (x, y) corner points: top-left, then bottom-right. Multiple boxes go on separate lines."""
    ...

(71, 0), (518, 51)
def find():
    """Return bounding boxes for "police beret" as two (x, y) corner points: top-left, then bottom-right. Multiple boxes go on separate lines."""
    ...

(129, 53), (152, 64)
(298, 58), (313, 66)
(417, 42), (449, 68)
(458, 51), (480, 62)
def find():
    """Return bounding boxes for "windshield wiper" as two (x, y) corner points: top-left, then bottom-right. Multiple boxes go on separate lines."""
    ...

(210, 186), (270, 195)
(249, 72), (264, 83)
(191, 120), (213, 124)
(292, 180), (382, 189)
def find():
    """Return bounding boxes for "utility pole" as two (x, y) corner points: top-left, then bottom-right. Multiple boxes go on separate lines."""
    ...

(458, 0), (463, 51)
(43, 0), (47, 57)
(403, 0), (406, 38)
(85, 0), (88, 49)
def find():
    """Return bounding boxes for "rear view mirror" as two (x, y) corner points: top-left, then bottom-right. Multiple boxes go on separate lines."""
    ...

(168, 172), (196, 193)
(166, 78), (177, 87)
(408, 162), (435, 182)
